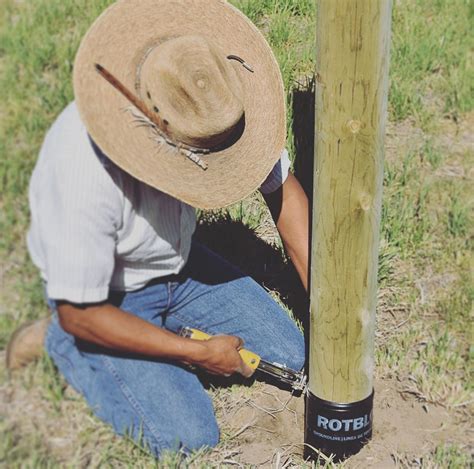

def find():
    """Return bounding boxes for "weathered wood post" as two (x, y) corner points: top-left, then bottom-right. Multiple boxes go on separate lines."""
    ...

(304, 0), (392, 461)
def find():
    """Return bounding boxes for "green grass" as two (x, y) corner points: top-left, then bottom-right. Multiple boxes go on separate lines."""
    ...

(392, 443), (473, 468)
(0, 0), (472, 466)
(390, 0), (473, 125)
(0, 423), (59, 469)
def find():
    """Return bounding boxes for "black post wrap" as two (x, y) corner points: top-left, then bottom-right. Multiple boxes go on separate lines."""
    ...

(304, 390), (374, 462)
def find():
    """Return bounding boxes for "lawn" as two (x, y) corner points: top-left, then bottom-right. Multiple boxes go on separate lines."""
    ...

(0, 0), (472, 467)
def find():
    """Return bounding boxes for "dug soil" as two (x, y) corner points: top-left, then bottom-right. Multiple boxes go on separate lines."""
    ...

(220, 378), (467, 467)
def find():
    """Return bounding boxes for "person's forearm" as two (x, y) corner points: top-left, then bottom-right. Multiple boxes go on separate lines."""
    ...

(58, 302), (205, 361)
(263, 173), (309, 290)
(57, 302), (254, 376)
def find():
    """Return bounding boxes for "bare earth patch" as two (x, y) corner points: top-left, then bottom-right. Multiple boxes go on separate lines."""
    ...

(214, 379), (466, 467)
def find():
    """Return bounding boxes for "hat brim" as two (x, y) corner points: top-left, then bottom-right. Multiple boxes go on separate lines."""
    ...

(73, 0), (286, 209)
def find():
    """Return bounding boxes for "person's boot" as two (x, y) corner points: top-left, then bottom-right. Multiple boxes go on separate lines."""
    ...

(6, 317), (50, 371)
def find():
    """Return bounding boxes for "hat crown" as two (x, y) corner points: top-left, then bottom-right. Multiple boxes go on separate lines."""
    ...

(138, 35), (245, 149)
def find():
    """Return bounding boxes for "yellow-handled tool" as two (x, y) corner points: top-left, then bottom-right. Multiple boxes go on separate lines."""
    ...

(179, 327), (307, 391)
(180, 327), (261, 371)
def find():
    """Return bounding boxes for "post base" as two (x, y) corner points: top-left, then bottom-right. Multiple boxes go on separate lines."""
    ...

(304, 390), (374, 463)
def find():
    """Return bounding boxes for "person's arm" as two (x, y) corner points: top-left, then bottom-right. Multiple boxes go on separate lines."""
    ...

(57, 301), (253, 377)
(262, 172), (309, 291)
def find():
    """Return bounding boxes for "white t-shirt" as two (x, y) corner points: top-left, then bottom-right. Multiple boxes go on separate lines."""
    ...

(27, 102), (291, 304)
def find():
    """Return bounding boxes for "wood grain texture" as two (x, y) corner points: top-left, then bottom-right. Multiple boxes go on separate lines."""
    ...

(309, 0), (392, 403)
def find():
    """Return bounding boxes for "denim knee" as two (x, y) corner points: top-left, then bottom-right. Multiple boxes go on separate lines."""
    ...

(180, 419), (220, 454)
(284, 331), (306, 371)
(146, 417), (219, 458)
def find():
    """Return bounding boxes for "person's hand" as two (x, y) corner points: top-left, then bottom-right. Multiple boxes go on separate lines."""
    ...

(191, 335), (254, 378)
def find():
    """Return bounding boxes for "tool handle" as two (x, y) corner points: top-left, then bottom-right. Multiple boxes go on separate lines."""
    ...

(181, 327), (261, 371)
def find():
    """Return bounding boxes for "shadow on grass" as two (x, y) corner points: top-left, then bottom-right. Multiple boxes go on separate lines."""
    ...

(194, 212), (308, 330)
(291, 76), (315, 316)
(292, 76), (315, 203)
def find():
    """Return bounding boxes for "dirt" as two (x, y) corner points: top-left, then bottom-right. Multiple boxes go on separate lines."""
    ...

(385, 112), (473, 178)
(217, 378), (465, 467)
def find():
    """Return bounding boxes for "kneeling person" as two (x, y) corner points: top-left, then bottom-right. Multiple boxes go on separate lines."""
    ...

(8, 0), (309, 458)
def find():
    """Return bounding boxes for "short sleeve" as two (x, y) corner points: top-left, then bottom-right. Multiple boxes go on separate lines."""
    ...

(259, 149), (292, 194)
(28, 109), (122, 304)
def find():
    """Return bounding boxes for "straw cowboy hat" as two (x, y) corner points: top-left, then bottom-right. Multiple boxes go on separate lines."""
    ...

(74, 0), (286, 209)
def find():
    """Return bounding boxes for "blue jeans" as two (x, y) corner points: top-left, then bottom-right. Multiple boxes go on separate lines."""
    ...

(45, 241), (305, 457)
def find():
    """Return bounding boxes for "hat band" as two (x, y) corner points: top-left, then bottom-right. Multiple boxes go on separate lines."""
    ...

(96, 63), (211, 170)
(96, 62), (247, 170)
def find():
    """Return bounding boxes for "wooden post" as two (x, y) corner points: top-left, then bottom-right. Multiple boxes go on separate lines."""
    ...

(305, 0), (392, 461)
